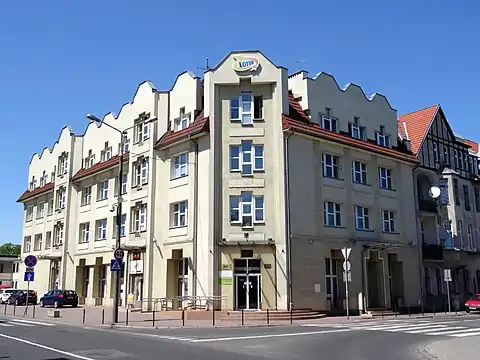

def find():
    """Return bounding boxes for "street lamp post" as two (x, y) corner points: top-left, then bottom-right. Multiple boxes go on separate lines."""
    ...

(86, 114), (127, 324)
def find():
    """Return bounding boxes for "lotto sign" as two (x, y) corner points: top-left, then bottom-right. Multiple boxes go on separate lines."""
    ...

(232, 56), (260, 72)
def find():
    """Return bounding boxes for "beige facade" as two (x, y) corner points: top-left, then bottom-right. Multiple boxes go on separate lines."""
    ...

(18, 50), (421, 313)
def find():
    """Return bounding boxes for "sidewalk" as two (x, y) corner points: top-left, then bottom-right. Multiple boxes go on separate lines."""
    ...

(421, 337), (477, 360)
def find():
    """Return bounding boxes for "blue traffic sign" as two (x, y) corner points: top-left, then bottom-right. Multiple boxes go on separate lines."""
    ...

(24, 271), (34, 282)
(110, 259), (122, 272)
(24, 255), (37, 267)
(114, 248), (124, 260)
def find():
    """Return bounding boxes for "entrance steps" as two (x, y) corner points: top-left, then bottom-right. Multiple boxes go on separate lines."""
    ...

(364, 308), (399, 318)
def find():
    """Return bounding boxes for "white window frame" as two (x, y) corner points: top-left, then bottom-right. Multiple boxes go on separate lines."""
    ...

(53, 224), (63, 246)
(45, 231), (52, 250)
(36, 202), (45, 218)
(96, 219), (107, 240)
(376, 127), (390, 147)
(171, 201), (187, 228)
(325, 258), (338, 301)
(229, 141), (264, 175)
(113, 214), (127, 238)
(79, 222), (90, 243)
(229, 192), (264, 226)
(134, 158), (149, 186)
(322, 154), (339, 178)
(134, 121), (150, 143)
(381, 210), (395, 233)
(101, 145), (112, 162)
(132, 204), (147, 232)
(324, 201), (341, 227)
(230, 92), (253, 125)
(57, 188), (66, 209)
(172, 153), (188, 179)
(321, 115), (337, 132)
(23, 236), (31, 252)
(352, 161), (367, 184)
(121, 174), (128, 194)
(26, 206), (33, 222)
(350, 118), (363, 139)
(82, 186), (92, 206)
(47, 198), (54, 215)
(34, 234), (42, 251)
(354, 205), (370, 230)
(379, 167), (392, 189)
(122, 138), (130, 153)
(174, 113), (191, 131)
(98, 180), (109, 201)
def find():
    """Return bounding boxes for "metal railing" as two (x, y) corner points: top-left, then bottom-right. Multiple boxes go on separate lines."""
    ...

(140, 296), (228, 312)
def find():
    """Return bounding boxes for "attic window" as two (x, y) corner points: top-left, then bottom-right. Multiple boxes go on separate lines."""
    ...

(375, 126), (390, 147)
(174, 107), (191, 132)
(349, 117), (366, 140)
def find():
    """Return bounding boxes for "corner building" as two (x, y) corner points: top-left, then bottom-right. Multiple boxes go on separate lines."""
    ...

(17, 51), (421, 313)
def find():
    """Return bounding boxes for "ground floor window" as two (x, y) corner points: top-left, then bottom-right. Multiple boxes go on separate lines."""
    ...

(325, 258), (339, 309)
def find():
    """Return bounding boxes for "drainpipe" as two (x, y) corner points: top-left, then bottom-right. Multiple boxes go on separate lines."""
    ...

(284, 131), (294, 310)
(189, 135), (199, 299)
(412, 165), (424, 309)
(361, 246), (366, 313)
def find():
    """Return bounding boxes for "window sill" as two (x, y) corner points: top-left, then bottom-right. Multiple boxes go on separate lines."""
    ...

(323, 176), (344, 181)
(171, 174), (188, 181)
(324, 225), (345, 229)
(382, 231), (400, 235)
(379, 187), (396, 192)
(353, 182), (370, 186)
(356, 228), (374, 232)
(169, 225), (187, 230)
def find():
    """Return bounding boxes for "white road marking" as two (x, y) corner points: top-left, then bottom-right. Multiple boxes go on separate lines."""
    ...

(9, 321), (34, 327)
(0, 333), (95, 360)
(403, 325), (451, 333)
(451, 331), (480, 337)
(9, 319), (54, 326)
(0, 323), (13, 327)
(189, 328), (353, 343)
(425, 327), (474, 335)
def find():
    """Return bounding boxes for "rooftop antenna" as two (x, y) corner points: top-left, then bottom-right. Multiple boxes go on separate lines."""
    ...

(295, 59), (308, 72)
(197, 56), (210, 73)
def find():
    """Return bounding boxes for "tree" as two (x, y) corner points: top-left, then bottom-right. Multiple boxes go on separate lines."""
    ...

(0, 243), (21, 257)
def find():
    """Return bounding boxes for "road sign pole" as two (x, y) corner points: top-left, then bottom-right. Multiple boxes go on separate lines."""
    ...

(345, 270), (349, 319)
(446, 280), (451, 313)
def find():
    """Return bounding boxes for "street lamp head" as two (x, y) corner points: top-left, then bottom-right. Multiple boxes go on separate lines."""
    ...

(429, 186), (441, 199)
(86, 113), (103, 127)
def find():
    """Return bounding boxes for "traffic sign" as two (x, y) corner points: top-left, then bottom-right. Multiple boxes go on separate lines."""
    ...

(343, 270), (352, 282)
(110, 259), (122, 272)
(343, 261), (351, 272)
(341, 248), (351, 260)
(24, 255), (37, 267)
(24, 271), (34, 282)
(444, 269), (452, 282)
(25, 267), (34, 273)
(114, 248), (124, 260)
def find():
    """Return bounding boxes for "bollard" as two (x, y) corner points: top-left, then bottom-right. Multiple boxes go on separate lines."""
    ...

(126, 308), (129, 326)
(290, 306), (293, 324)
(408, 306), (411, 317)
(381, 307), (384, 319)
(13, 304), (16, 316)
(102, 308), (105, 325)
(212, 309), (216, 327)
(241, 309), (244, 326)
(433, 303), (436, 316)
(3, 303), (6, 315)
(33, 304), (36, 318)
(395, 305), (397, 318)
(266, 309), (270, 325)
(421, 303), (424, 316)
(82, 308), (86, 324)
(182, 310), (185, 327)
(152, 307), (155, 327)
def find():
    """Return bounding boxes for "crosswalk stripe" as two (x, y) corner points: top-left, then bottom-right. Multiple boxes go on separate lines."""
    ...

(424, 327), (472, 335)
(9, 321), (34, 327)
(10, 319), (53, 326)
(403, 325), (450, 333)
(0, 323), (13, 327)
(367, 323), (439, 331)
(451, 331), (480, 337)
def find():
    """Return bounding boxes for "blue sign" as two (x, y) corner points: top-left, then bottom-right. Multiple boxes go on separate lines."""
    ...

(24, 271), (34, 282)
(114, 248), (124, 260)
(24, 255), (37, 267)
(110, 259), (122, 272)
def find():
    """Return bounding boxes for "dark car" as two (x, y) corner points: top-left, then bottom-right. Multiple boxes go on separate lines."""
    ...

(8, 290), (37, 305)
(40, 289), (78, 308)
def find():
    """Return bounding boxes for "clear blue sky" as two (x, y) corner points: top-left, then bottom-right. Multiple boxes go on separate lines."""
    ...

(1, 1), (478, 243)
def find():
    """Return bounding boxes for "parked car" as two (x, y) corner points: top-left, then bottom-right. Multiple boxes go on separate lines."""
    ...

(8, 290), (37, 306)
(465, 294), (480, 312)
(0, 288), (17, 304)
(40, 289), (78, 308)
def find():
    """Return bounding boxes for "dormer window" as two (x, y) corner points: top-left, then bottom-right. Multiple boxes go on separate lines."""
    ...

(454, 149), (459, 168)
(134, 113), (150, 144)
(84, 149), (95, 169)
(57, 153), (68, 176)
(101, 142), (112, 162)
(375, 126), (390, 147)
(443, 146), (449, 165)
(39, 171), (47, 187)
(321, 108), (337, 132)
(174, 107), (191, 131)
(349, 117), (366, 140)
(29, 176), (36, 191)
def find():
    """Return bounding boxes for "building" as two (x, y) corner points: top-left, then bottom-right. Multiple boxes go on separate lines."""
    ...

(17, 50), (421, 313)
(399, 105), (480, 310)
(0, 256), (18, 288)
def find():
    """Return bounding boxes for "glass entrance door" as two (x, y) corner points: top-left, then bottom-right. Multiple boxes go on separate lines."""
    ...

(234, 259), (261, 310)
(235, 275), (248, 310)
(248, 274), (260, 310)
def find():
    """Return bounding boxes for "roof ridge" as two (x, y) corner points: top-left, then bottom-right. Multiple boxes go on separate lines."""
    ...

(398, 104), (439, 119)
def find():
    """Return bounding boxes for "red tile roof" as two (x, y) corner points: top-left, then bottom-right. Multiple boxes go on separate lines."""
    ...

(397, 105), (439, 155)
(284, 92), (417, 164)
(155, 111), (209, 149)
(71, 154), (129, 182)
(464, 139), (479, 154)
(16, 182), (54, 203)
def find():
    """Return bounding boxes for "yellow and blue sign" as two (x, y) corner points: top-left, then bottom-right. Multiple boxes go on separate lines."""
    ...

(232, 56), (260, 72)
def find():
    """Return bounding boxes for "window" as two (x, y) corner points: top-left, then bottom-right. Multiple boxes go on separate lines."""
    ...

(45, 231), (52, 250)
(47, 198), (54, 216)
(36, 203), (45, 218)
(324, 201), (341, 227)
(443, 146), (449, 165)
(454, 149), (459, 168)
(174, 108), (191, 131)
(229, 141), (264, 175)
(131, 204), (147, 232)
(121, 174), (128, 194)
(40, 171), (47, 187)
(53, 224), (63, 246)
(468, 225), (473, 250)
(321, 115), (337, 132)
(354, 206), (370, 230)
(230, 92), (254, 125)
(172, 153), (188, 179)
(375, 126), (390, 147)
(322, 154), (339, 179)
(33, 234), (42, 251)
(81, 186), (92, 206)
(433, 142), (439, 162)
(439, 178), (449, 205)
(121, 137), (130, 154)
(56, 188), (66, 209)
(29, 176), (36, 190)
(457, 221), (463, 247)
(453, 179), (460, 205)
(352, 161), (367, 184)
(349, 117), (366, 140)
(436, 268), (443, 295)
(474, 158), (479, 175)
(133, 158), (149, 186)
(25, 206), (33, 222)
(378, 167), (392, 189)
(101, 142), (112, 162)
(463, 185), (471, 211)
(171, 201), (187, 228)
(79, 222), (90, 243)
(23, 236), (31, 252)
(253, 96), (263, 119)
(57, 154), (68, 176)
(381, 210), (395, 232)
(459, 152), (464, 169)
(134, 120), (150, 143)
(325, 258), (339, 301)
(113, 214), (127, 238)
(96, 219), (107, 240)
(84, 150), (95, 169)
(475, 187), (480, 212)
(230, 192), (264, 226)
(97, 180), (109, 201)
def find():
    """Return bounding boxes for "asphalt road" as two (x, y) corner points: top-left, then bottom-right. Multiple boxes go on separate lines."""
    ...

(0, 314), (479, 359)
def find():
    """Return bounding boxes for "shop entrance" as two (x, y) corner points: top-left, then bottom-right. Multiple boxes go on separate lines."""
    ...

(234, 259), (261, 310)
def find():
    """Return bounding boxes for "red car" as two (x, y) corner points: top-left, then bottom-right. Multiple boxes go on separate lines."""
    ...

(465, 294), (480, 312)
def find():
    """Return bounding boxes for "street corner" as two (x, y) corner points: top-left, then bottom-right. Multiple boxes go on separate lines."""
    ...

(421, 336), (479, 360)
